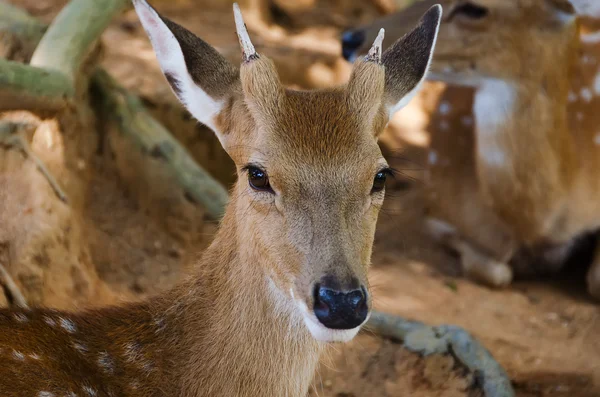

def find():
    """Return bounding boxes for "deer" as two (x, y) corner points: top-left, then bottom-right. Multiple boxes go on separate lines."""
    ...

(0, 1), (441, 395)
(340, 0), (600, 300)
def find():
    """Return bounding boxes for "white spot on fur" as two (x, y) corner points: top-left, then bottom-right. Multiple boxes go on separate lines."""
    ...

(425, 217), (457, 240)
(580, 87), (593, 102)
(43, 316), (56, 327)
(29, 353), (41, 360)
(594, 73), (600, 95)
(594, 133), (600, 145)
(59, 317), (76, 333)
(438, 101), (451, 115)
(474, 79), (515, 133)
(98, 352), (114, 374)
(12, 350), (25, 361)
(65, 392), (77, 397)
(582, 55), (594, 65)
(439, 120), (450, 131)
(568, 91), (578, 102)
(577, 112), (584, 121)
(13, 313), (28, 322)
(461, 115), (473, 126)
(153, 317), (166, 334)
(83, 386), (97, 397)
(428, 150), (438, 165)
(38, 392), (55, 397)
(482, 148), (506, 167)
(582, 31), (600, 44)
(132, 0), (225, 138)
(124, 342), (142, 362)
(73, 342), (88, 354)
(473, 80), (514, 168)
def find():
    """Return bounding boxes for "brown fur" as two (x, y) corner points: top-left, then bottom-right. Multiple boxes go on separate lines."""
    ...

(346, 0), (600, 298)
(0, 1), (441, 395)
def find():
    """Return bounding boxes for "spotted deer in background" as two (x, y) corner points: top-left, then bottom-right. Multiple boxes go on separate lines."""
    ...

(0, 1), (442, 396)
(341, 0), (600, 299)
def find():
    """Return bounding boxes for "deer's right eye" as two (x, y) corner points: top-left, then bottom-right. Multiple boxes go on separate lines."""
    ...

(450, 2), (489, 20)
(246, 166), (273, 193)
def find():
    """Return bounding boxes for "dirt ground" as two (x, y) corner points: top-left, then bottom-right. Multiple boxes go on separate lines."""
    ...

(2, 0), (599, 396)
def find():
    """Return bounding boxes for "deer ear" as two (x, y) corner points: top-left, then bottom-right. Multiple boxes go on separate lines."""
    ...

(133, 0), (239, 144)
(382, 5), (441, 118)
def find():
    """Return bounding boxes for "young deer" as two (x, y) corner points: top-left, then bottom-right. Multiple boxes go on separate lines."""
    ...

(341, 0), (600, 299)
(0, 1), (441, 395)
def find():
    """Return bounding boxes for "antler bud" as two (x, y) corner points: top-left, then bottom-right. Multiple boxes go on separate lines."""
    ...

(364, 28), (385, 64)
(233, 3), (258, 62)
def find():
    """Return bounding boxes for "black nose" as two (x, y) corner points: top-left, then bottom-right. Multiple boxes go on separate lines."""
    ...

(313, 282), (369, 329)
(341, 29), (366, 62)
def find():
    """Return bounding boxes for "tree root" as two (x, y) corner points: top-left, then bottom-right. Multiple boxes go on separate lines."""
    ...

(366, 311), (515, 397)
(0, 261), (28, 310)
(0, 58), (73, 113)
(29, 0), (130, 82)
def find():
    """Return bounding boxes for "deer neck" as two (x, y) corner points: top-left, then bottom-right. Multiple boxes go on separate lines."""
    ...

(167, 196), (322, 397)
(472, 73), (576, 242)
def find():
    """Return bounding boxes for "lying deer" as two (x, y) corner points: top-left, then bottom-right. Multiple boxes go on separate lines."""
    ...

(341, 0), (600, 299)
(0, 1), (441, 395)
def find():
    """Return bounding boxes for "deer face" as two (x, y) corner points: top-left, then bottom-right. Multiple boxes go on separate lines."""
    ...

(342, 0), (578, 87)
(134, 0), (440, 343)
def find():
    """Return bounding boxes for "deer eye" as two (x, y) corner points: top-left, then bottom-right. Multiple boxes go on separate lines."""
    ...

(450, 2), (489, 20)
(371, 169), (390, 193)
(245, 166), (273, 192)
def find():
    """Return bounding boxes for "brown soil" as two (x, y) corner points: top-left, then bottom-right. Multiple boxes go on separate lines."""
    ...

(2, 1), (599, 396)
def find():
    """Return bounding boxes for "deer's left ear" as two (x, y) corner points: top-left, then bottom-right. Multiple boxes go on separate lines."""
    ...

(382, 4), (442, 119)
(133, 0), (240, 144)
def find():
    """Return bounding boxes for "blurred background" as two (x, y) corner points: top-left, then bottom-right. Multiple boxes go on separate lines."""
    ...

(1, 0), (599, 395)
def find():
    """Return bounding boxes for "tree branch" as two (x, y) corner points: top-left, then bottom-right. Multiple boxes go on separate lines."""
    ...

(92, 70), (229, 219)
(0, 58), (74, 112)
(0, 261), (28, 309)
(366, 311), (515, 397)
(29, 0), (129, 82)
(0, 121), (69, 203)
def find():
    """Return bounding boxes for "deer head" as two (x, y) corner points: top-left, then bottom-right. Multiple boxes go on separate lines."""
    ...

(342, 0), (580, 87)
(133, 0), (441, 343)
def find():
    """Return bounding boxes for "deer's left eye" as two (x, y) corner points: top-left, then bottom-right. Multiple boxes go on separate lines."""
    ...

(371, 170), (389, 193)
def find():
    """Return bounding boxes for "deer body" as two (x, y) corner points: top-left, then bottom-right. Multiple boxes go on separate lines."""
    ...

(0, 0), (441, 395)
(342, 0), (600, 298)
(0, 213), (321, 396)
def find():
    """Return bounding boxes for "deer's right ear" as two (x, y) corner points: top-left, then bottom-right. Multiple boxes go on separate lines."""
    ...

(133, 0), (240, 144)
(381, 5), (442, 118)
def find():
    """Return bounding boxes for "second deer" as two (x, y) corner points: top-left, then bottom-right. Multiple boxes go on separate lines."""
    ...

(342, 0), (600, 299)
(0, 1), (441, 396)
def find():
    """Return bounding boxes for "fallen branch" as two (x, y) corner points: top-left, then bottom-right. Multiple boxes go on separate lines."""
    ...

(29, 0), (129, 82)
(0, 58), (73, 112)
(92, 70), (229, 219)
(366, 311), (515, 397)
(0, 261), (28, 309)
(0, 121), (69, 203)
